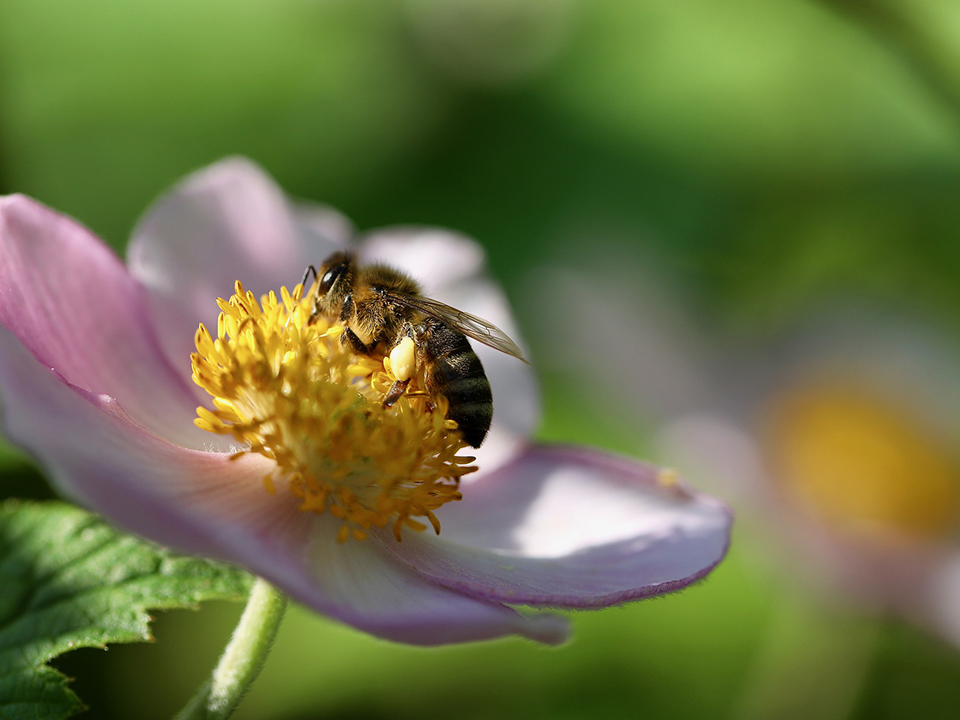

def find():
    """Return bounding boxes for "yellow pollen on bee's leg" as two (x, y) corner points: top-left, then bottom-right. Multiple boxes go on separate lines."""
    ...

(389, 336), (417, 382)
(190, 281), (476, 543)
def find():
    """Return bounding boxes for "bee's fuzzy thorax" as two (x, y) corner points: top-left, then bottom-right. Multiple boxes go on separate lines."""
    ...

(359, 263), (422, 297)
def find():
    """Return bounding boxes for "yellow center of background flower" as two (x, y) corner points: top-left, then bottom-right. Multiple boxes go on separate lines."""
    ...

(764, 383), (960, 542)
(190, 281), (475, 543)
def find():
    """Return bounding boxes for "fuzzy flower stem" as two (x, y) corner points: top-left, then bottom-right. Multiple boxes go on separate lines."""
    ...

(173, 578), (287, 720)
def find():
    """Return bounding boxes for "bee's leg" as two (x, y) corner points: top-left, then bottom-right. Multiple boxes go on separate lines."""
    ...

(382, 379), (410, 408)
(409, 323), (432, 412)
(340, 326), (370, 355)
(382, 323), (420, 408)
(339, 292), (354, 323)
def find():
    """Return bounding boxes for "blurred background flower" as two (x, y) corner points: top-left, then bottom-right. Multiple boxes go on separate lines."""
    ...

(4, 0), (960, 718)
(534, 254), (960, 718)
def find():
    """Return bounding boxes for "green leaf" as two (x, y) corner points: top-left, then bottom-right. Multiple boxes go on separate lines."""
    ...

(0, 500), (253, 720)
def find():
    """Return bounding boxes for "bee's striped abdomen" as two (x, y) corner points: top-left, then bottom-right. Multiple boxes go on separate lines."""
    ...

(422, 321), (492, 448)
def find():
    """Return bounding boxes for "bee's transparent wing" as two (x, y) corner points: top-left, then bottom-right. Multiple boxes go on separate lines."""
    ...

(387, 293), (528, 363)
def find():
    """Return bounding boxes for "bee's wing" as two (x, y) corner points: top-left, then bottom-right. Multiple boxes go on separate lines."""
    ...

(387, 293), (529, 363)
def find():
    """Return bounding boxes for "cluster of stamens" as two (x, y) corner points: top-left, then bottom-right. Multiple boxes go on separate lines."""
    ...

(191, 281), (476, 542)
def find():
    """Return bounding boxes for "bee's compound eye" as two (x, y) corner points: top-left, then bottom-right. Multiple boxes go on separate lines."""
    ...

(319, 268), (339, 294)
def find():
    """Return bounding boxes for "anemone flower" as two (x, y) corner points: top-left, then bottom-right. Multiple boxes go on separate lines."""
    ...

(535, 258), (960, 647)
(0, 159), (731, 646)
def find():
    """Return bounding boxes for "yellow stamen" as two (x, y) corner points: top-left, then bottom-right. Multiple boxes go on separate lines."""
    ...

(191, 280), (476, 542)
(764, 382), (960, 542)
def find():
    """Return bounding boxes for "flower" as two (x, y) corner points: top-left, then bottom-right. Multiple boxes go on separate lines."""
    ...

(535, 258), (960, 645)
(0, 158), (731, 646)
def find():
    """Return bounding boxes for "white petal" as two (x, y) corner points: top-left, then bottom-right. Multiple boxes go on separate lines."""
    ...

(127, 158), (344, 379)
(302, 516), (569, 645)
(359, 227), (485, 288)
(380, 445), (732, 607)
(292, 200), (356, 260)
(924, 552), (960, 648)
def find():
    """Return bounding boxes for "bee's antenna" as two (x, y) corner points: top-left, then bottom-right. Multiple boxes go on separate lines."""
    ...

(285, 265), (321, 329)
(300, 264), (319, 291)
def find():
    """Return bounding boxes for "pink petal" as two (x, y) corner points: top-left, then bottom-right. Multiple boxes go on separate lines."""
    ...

(299, 514), (569, 645)
(292, 200), (357, 255)
(529, 264), (722, 419)
(926, 552), (960, 647)
(127, 158), (348, 378)
(0, 331), (567, 645)
(358, 228), (539, 471)
(0, 195), (210, 449)
(359, 228), (486, 287)
(378, 445), (732, 607)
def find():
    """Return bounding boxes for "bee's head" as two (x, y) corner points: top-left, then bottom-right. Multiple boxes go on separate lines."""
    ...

(312, 251), (354, 317)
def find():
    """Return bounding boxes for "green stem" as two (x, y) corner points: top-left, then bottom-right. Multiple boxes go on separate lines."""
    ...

(173, 578), (287, 720)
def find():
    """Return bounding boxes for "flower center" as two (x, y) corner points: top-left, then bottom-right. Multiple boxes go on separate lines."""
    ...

(191, 281), (476, 542)
(763, 382), (960, 543)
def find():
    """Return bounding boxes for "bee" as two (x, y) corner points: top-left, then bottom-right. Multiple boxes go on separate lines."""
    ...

(302, 251), (527, 448)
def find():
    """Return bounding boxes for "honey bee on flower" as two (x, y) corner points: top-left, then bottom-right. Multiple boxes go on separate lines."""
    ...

(302, 249), (527, 448)
(0, 158), (731, 645)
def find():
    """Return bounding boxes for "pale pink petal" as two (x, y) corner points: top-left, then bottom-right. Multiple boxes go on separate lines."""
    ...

(358, 228), (539, 471)
(127, 158), (346, 378)
(0, 327), (255, 551)
(298, 514), (569, 645)
(359, 228), (486, 288)
(378, 445), (732, 607)
(657, 414), (770, 505)
(0, 331), (567, 645)
(0, 195), (210, 449)
(925, 552), (960, 647)
(529, 264), (723, 420)
(292, 201), (356, 256)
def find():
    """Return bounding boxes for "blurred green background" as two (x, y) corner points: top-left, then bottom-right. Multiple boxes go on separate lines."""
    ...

(4, 0), (960, 718)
